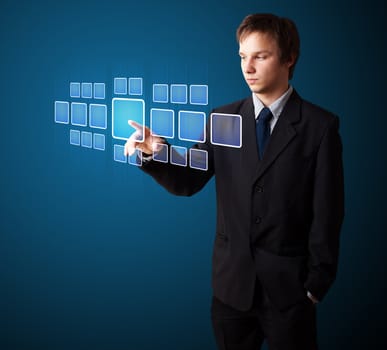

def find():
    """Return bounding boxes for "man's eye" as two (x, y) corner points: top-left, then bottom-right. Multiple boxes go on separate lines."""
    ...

(256, 56), (266, 60)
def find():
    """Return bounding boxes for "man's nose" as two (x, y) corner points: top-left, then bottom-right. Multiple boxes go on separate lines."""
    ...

(244, 58), (255, 73)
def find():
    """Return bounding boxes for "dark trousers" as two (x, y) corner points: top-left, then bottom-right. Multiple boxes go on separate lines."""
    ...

(211, 280), (318, 350)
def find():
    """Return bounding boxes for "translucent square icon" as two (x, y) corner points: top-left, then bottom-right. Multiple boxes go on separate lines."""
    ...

(94, 83), (105, 99)
(55, 101), (69, 124)
(112, 98), (145, 141)
(129, 78), (143, 95)
(71, 102), (87, 126)
(170, 146), (187, 167)
(70, 129), (80, 146)
(170, 84), (187, 104)
(150, 109), (174, 139)
(113, 144), (127, 163)
(93, 133), (105, 151)
(190, 85), (208, 105)
(114, 77), (127, 95)
(153, 84), (168, 103)
(81, 131), (92, 148)
(178, 111), (206, 143)
(210, 113), (242, 148)
(89, 104), (107, 129)
(190, 149), (208, 171)
(128, 148), (142, 166)
(70, 82), (80, 98)
(153, 143), (168, 163)
(81, 83), (92, 98)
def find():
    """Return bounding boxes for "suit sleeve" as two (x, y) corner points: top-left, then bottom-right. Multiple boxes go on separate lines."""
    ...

(140, 121), (215, 197)
(304, 116), (345, 301)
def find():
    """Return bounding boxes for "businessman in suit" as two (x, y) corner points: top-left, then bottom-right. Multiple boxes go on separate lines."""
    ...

(125, 13), (344, 350)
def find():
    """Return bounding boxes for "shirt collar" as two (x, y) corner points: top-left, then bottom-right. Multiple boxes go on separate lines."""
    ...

(253, 85), (294, 119)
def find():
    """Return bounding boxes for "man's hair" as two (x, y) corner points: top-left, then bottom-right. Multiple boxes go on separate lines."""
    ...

(236, 13), (300, 79)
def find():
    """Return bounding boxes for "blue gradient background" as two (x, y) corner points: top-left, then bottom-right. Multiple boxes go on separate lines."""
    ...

(1, 0), (386, 349)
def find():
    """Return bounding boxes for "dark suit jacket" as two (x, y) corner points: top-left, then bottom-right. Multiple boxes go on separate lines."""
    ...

(141, 90), (344, 311)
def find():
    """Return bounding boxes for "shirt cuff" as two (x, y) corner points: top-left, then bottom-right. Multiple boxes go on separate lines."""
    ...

(307, 291), (319, 304)
(142, 153), (153, 162)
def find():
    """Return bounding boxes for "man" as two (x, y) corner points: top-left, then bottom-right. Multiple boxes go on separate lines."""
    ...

(125, 13), (344, 350)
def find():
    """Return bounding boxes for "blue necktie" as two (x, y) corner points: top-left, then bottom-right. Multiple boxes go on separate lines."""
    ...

(256, 107), (273, 159)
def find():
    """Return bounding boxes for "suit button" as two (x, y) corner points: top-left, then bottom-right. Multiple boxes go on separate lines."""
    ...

(255, 217), (261, 224)
(255, 186), (263, 193)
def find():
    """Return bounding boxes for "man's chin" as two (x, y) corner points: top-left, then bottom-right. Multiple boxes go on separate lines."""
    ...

(249, 86), (265, 94)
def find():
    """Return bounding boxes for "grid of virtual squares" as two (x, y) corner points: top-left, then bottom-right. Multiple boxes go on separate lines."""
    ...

(54, 77), (242, 171)
(55, 82), (107, 152)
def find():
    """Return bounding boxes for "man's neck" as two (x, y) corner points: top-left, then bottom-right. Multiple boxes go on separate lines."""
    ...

(254, 85), (290, 107)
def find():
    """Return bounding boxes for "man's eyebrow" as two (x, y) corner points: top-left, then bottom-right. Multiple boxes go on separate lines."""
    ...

(239, 50), (271, 55)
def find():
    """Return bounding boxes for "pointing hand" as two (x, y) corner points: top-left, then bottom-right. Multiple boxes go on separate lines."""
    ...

(124, 120), (165, 156)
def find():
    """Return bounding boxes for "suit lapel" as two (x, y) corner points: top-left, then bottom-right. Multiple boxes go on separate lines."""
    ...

(239, 97), (260, 177)
(252, 91), (302, 182)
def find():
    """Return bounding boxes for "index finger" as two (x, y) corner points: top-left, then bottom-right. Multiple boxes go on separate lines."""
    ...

(128, 119), (143, 131)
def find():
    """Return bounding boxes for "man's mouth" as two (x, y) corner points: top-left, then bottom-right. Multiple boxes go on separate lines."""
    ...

(246, 78), (258, 84)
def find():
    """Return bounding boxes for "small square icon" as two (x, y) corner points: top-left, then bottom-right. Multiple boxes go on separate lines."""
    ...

(153, 84), (168, 103)
(89, 104), (107, 129)
(170, 84), (187, 104)
(190, 85), (208, 105)
(81, 131), (92, 148)
(93, 133), (105, 151)
(150, 109), (174, 139)
(81, 83), (92, 98)
(114, 77), (127, 95)
(210, 113), (242, 148)
(70, 82), (80, 98)
(190, 149), (208, 171)
(170, 146), (187, 167)
(114, 144), (127, 163)
(94, 83), (105, 99)
(178, 111), (206, 143)
(153, 143), (168, 163)
(128, 148), (142, 166)
(71, 103), (87, 126)
(55, 101), (69, 124)
(129, 78), (143, 95)
(70, 129), (80, 146)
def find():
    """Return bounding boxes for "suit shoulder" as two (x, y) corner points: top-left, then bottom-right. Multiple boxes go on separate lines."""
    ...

(301, 98), (338, 125)
(213, 97), (251, 114)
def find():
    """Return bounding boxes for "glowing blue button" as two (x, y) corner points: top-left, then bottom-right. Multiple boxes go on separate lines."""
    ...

(210, 113), (242, 148)
(171, 84), (187, 104)
(190, 149), (208, 171)
(55, 101), (69, 124)
(70, 129), (80, 146)
(81, 131), (92, 148)
(71, 103), (87, 126)
(89, 104), (107, 129)
(153, 143), (168, 163)
(128, 149), (142, 166)
(70, 82), (80, 98)
(94, 83), (105, 99)
(129, 78), (143, 95)
(113, 144), (127, 163)
(170, 146), (187, 167)
(114, 78), (127, 95)
(81, 83), (92, 98)
(150, 109), (174, 139)
(190, 85), (208, 105)
(112, 98), (145, 141)
(178, 111), (206, 143)
(93, 133), (105, 151)
(153, 84), (168, 103)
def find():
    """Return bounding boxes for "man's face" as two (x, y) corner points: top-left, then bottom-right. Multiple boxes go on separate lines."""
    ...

(239, 31), (291, 97)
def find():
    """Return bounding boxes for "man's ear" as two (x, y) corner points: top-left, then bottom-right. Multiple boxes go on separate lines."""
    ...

(286, 54), (296, 69)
